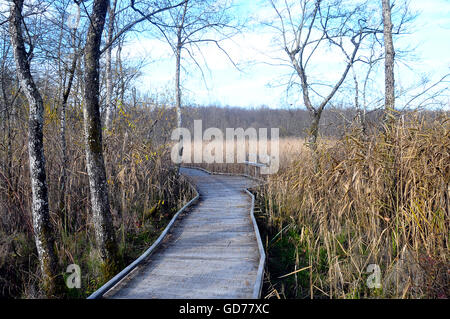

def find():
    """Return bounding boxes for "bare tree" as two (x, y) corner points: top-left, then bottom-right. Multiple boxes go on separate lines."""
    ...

(101, 0), (188, 128)
(9, 0), (60, 296)
(46, 0), (84, 223)
(349, 38), (385, 135)
(104, 0), (117, 130)
(82, 0), (119, 277)
(81, 0), (188, 278)
(133, 0), (239, 166)
(268, 0), (377, 151)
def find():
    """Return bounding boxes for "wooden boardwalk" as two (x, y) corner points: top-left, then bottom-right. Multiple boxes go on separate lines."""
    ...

(96, 167), (265, 299)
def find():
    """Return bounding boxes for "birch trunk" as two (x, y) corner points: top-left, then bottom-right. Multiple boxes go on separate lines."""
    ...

(382, 0), (395, 120)
(9, 0), (60, 296)
(174, 2), (188, 170)
(83, 0), (118, 278)
(104, 0), (117, 130)
(175, 42), (183, 169)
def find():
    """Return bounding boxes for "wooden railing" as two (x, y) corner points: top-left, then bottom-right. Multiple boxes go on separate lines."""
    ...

(243, 153), (269, 180)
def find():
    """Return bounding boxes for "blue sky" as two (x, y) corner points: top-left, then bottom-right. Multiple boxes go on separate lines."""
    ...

(125, 0), (450, 110)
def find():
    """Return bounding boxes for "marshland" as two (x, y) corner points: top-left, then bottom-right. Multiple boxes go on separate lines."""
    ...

(0, 0), (448, 299)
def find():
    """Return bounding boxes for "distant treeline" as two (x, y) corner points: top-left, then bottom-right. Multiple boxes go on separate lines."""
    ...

(140, 104), (448, 138)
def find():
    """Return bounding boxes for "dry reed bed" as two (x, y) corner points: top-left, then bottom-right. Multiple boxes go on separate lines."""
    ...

(179, 116), (449, 298)
(181, 137), (316, 175)
(0, 105), (194, 298)
(258, 115), (449, 298)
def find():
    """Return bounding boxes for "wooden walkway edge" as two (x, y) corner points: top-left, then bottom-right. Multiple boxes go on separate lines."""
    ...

(88, 167), (265, 299)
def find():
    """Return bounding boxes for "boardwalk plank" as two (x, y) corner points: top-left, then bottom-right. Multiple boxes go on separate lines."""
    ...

(102, 167), (263, 299)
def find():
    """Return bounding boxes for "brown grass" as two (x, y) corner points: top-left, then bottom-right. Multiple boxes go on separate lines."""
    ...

(0, 103), (194, 298)
(257, 114), (449, 298)
(179, 113), (449, 299)
(181, 136), (320, 175)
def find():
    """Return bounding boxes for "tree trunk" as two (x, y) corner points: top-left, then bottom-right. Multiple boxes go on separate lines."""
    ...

(174, 2), (188, 172)
(59, 90), (68, 225)
(9, 0), (60, 296)
(175, 41), (183, 169)
(307, 110), (321, 152)
(382, 0), (395, 121)
(83, 0), (118, 279)
(104, 0), (117, 130)
(59, 51), (78, 227)
(1, 73), (12, 186)
(351, 64), (367, 134)
(117, 39), (125, 103)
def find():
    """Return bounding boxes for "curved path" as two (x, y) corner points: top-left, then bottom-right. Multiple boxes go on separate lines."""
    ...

(99, 167), (265, 299)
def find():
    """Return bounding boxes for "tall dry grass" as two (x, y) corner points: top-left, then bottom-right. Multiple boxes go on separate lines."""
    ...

(0, 102), (194, 298)
(181, 136), (316, 176)
(257, 114), (449, 298)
